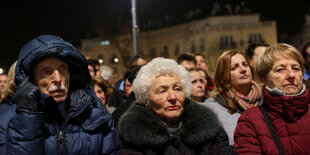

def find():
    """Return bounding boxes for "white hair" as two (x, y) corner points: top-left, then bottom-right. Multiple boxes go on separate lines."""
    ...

(100, 65), (114, 81)
(132, 57), (191, 103)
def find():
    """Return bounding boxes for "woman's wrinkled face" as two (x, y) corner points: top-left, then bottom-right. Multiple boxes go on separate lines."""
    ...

(266, 56), (303, 95)
(230, 54), (252, 91)
(146, 74), (185, 124)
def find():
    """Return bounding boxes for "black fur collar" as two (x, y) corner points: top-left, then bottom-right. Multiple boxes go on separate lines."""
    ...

(118, 99), (220, 147)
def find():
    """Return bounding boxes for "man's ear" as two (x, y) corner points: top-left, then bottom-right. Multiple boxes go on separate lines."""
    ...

(145, 100), (151, 109)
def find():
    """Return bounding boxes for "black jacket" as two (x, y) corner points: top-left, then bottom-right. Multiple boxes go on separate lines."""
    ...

(116, 99), (236, 154)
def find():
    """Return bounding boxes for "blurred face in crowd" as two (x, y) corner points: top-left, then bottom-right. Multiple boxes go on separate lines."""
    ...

(190, 71), (206, 102)
(305, 47), (310, 68)
(94, 83), (106, 104)
(95, 65), (101, 77)
(195, 55), (208, 71)
(266, 56), (303, 95)
(135, 58), (147, 66)
(198, 70), (207, 84)
(0, 74), (8, 90)
(124, 78), (132, 98)
(88, 65), (95, 77)
(34, 57), (70, 103)
(230, 54), (252, 95)
(180, 60), (196, 70)
(249, 46), (267, 80)
(146, 74), (185, 124)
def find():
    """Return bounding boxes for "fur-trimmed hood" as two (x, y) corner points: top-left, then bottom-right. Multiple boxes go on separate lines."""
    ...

(118, 99), (221, 147)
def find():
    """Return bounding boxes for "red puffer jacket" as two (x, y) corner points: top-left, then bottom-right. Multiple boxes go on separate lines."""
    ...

(234, 88), (310, 155)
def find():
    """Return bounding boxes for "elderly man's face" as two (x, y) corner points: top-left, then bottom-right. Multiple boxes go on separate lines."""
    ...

(147, 74), (185, 124)
(34, 58), (70, 103)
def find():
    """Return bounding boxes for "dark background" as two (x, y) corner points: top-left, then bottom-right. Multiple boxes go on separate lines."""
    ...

(0, 0), (309, 72)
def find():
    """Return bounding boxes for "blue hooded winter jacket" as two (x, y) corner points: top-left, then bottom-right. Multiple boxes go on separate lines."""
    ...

(0, 35), (117, 155)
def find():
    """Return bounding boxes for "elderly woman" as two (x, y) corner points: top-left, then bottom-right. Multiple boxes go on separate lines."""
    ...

(203, 49), (262, 145)
(116, 57), (235, 154)
(234, 43), (310, 154)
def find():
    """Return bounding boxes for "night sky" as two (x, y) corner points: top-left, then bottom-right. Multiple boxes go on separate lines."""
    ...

(0, 0), (309, 72)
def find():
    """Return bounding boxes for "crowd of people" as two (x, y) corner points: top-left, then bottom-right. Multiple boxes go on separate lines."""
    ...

(0, 34), (310, 154)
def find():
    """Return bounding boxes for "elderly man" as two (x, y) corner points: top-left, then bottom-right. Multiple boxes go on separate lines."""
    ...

(0, 35), (117, 154)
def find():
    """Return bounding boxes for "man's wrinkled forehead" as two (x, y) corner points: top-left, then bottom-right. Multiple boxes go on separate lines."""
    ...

(33, 56), (69, 75)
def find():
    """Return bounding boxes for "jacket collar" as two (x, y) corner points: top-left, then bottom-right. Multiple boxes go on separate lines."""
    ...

(263, 87), (309, 121)
(118, 99), (221, 147)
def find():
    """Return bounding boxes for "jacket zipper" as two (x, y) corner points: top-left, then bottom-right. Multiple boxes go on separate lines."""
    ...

(56, 96), (93, 154)
(58, 130), (64, 152)
(58, 112), (78, 154)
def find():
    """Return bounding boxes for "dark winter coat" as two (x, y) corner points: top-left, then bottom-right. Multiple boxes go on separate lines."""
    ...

(0, 35), (117, 155)
(234, 88), (310, 154)
(116, 99), (236, 154)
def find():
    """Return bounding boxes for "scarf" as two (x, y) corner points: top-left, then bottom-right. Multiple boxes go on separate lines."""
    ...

(228, 81), (262, 111)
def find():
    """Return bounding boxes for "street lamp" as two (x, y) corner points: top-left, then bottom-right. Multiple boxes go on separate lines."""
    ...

(131, 0), (138, 56)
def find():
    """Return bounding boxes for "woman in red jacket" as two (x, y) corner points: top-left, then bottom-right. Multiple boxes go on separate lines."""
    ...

(234, 43), (310, 154)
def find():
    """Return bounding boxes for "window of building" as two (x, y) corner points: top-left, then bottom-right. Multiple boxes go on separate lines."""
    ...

(174, 43), (180, 56)
(220, 35), (236, 49)
(150, 48), (157, 58)
(161, 45), (169, 58)
(200, 38), (205, 52)
(139, 50), (144, 57)
(191, 41), (196, 53)
(248, 33), (265, 43)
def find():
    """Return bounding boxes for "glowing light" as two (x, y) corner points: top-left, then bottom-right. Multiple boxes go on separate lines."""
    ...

(114, 58), (119, 63)
(100, 40), (110, 46)
(0, 68), (3, 74)
(98, 58), (104, 64)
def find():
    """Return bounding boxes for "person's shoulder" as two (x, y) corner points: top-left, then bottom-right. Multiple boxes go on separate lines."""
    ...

(205, 96), (217, 103)
(198, 97), (217, 110)
(185, 101), (218, 122)
(204, 94), (227, 108)
(0, 102), (16, 115)
(0, 103), (17, 127)
(243, 106), (260, 115)
(238, 106), (261, 121)
(205, 96), (222, 106)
